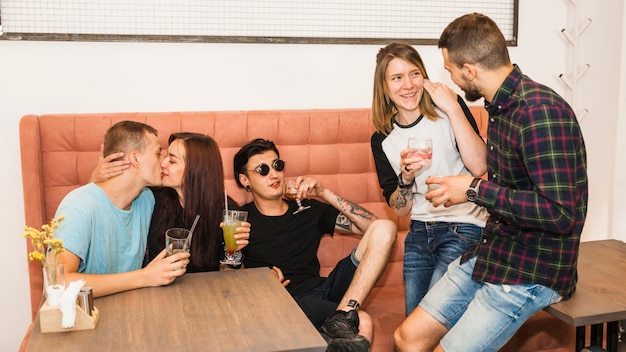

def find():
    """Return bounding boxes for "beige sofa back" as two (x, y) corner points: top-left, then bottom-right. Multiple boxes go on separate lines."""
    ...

(20, 107), (489, 320)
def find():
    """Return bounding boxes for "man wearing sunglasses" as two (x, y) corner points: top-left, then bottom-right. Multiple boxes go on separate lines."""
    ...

(234, 138), (397, 352)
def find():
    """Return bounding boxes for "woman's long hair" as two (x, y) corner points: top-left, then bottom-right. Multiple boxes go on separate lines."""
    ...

(153, 133), (230, 271)
(372, 42), (439, 135)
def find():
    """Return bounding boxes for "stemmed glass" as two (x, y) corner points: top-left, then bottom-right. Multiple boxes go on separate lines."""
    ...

(285, 179), (311, 215)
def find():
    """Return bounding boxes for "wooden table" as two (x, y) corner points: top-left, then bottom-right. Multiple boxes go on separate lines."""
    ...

(545, 239), (626, 352)
(26, 267), (327, 351)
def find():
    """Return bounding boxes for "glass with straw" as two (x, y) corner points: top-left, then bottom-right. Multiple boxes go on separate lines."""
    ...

(221, 190), (247, 266)
(165, 214), (199, 257)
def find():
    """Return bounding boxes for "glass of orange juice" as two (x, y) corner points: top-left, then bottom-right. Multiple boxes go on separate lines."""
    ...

(220, 210), (247, 265)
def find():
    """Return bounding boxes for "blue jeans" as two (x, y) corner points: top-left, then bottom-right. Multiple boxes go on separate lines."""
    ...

(420, 256), (562, 352)
(403, 221), (481, 315)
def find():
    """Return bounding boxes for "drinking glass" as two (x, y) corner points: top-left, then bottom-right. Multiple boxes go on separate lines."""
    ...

(220, 210), (248, 265)
(426, 183), (440, 203)
(165, 228), (190, 257)
(407, 137), (433, 166)
(285, 179), (311, 214)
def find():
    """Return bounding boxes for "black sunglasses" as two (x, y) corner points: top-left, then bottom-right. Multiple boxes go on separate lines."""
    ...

(246, 159), (286, 176)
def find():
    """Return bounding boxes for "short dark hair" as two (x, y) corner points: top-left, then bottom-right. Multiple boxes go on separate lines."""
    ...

(438, 12), (510, 70)
(233, 138), (280, 188)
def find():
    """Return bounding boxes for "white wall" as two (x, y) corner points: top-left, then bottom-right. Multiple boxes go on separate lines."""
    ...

(615, 3), (626, 242)
(1, 0), (623, 349)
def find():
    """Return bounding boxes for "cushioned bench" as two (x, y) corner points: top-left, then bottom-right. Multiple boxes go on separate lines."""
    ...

(19, 107), (574, 351)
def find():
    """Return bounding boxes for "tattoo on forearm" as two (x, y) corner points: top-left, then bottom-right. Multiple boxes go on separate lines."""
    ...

(390, 188), (411, 210)
(336, 214), (351, 231)
(336, 196), (374, 224)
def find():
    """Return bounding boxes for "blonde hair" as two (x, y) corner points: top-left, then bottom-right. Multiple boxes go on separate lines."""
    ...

(372, 43), (439, 135)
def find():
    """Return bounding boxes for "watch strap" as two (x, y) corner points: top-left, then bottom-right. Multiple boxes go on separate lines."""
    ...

(470, 177), (481, 189)
(466, 177), (481, 202)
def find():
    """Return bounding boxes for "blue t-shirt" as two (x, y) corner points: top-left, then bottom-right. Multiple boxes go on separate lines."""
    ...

(55, 183), (155, 274)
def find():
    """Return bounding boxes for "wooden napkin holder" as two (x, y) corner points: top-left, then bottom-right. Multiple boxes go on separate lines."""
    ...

(39, 300), (99, 333)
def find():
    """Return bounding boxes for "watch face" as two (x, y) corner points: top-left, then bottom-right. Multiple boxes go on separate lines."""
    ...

(466, 189), (477, 201)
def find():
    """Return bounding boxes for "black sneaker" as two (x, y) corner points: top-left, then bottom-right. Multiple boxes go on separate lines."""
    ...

(326, 335), (370, 352)
(319, 310), (370, 352)
(320, 310), (360, 339)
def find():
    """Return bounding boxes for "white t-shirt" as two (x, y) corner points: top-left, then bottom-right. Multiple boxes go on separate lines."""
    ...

(371, 108), (488, 227)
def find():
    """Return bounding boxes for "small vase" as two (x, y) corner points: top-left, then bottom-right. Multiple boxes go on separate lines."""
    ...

(43, 264), (65, 307)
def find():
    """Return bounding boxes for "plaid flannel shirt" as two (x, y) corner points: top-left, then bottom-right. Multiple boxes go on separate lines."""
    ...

(462, 65), (588, 299)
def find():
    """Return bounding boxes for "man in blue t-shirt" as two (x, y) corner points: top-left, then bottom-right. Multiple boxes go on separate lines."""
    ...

(55, 121), (190, 298)
(234, 138), (397, 352)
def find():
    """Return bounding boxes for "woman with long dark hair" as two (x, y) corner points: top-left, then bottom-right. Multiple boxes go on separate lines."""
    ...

(147, 133), (245, 272)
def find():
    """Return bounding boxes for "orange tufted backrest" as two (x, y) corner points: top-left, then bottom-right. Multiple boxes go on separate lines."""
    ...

(20, 107), (488, 320)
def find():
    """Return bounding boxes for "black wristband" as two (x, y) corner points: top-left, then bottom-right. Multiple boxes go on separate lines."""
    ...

(398, 173), (415, 189)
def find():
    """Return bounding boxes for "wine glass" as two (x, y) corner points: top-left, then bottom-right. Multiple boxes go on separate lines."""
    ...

(407, 137), (433, 166)
(285, 179), (311, 215)
(220, 210), (248, 265)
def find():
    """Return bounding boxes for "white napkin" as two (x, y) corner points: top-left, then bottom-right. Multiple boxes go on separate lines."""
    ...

(58, 279), (86, 328)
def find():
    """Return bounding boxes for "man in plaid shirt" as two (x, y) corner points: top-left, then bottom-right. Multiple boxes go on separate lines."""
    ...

(394, 13), (588, 352)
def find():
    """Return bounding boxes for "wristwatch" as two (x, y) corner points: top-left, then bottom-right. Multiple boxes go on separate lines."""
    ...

(398, 173), (415, 189)
(466, 177), (481, 202)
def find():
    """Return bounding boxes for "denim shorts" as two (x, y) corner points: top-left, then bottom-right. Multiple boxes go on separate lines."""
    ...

(294, 248), (359, 328)
(420, 256), (562, 352)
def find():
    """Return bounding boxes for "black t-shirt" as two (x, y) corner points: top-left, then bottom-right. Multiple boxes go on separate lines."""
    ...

(241, 199), (340, 296)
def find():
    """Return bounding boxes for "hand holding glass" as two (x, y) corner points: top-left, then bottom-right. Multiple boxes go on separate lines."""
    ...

(166, 228), (190, 257)
(407, 137), (433, 166)
(285, 179), (311, 214)
(427, 183), (441, 203)
(221, 210), (248, 265)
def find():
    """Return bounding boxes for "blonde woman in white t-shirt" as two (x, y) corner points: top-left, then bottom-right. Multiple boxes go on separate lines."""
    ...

(370, 42), (488, 315)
